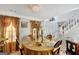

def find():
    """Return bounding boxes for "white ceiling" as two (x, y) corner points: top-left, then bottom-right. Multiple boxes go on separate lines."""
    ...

(0, 4), (79, 20)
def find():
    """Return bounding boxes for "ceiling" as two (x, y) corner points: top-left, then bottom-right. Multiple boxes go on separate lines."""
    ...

(0, 4), (79, 20)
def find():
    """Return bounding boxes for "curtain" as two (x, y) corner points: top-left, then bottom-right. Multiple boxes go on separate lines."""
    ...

(1, 16), (19, 53)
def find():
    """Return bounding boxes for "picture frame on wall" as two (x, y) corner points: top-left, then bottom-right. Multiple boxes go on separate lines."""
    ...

(21, 21), (28, 28)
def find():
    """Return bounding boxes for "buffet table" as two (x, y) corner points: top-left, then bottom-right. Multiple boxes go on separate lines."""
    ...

(22, 39), (53, 55)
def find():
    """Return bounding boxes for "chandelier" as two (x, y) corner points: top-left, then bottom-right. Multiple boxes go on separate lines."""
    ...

(30, 4), (42, 12)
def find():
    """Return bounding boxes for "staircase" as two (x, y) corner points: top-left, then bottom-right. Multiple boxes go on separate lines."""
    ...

(58, 17), (79, 39)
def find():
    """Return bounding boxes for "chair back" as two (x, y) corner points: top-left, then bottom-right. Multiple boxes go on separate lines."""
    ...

(0, 40), (5, 52)
(66, 40), (77, 55)
(51, 40), (62, 55)
(52, 47), (60, 55)
(28, 34), (33, 40)
(47, 34), (52, 41)
(54, 40), (62, 48)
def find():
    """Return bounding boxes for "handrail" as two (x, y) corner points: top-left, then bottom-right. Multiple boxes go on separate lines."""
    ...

(59, 18), (79, 34)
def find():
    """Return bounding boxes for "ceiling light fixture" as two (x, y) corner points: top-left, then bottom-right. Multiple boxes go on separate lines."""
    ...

(30, 4), (42, 12)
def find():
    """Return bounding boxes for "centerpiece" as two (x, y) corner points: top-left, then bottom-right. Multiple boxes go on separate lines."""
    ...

(35, 42), (42, 46)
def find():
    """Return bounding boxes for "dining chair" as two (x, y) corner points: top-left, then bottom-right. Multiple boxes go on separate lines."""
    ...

(19, 45), (25, 55)
(0, 40), (5, 52)
(54, 40), (62, 48)
(0, 40), (7, 55)
(52, 46), (60, 55)
(28, 34), (33, 41)
(66, 40), (77, 55)
(16, 39), (19, 51)
(46, 34), (52, 41)
(20, 48), (24, 55)
(51, 40), (62, 55)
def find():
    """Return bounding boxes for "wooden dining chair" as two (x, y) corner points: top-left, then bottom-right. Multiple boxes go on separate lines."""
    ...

(0, 40), (5, 52)
(51, 40), (62, 55)
(54, 40), (62, 48)
(19, 45), (25, 55)
(46, 34), (52, 41)
(28, 34), (33, 41)
(20, 48), (24, 55)
(66, 40), (77, 55)
(52, 46), (60, 55)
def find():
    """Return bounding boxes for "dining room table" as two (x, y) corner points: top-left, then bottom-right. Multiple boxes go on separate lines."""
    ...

(21, 39), (53, 55)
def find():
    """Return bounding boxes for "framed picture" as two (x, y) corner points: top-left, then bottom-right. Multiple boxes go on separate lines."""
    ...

(21, 21), (28, 28)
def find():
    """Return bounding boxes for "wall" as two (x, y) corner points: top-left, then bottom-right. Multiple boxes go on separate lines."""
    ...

(43, 20), (58, 38)
(20, 18), (59, 39)
(20, 18), (31, 39)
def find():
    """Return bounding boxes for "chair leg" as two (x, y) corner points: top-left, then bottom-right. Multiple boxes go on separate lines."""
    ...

(20, 49), (23, 55)
(58, 48), (60, 55)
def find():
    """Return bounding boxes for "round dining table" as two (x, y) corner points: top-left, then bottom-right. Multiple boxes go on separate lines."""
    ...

(22, 39), (53, 55)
